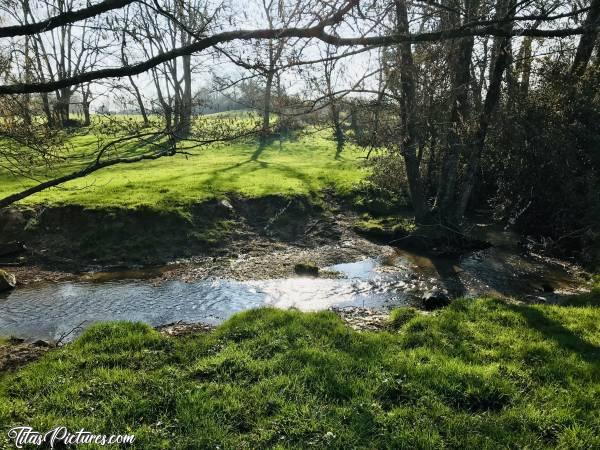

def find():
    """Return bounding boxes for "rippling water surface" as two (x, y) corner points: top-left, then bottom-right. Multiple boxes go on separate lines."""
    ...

(0, 259), (410, 341)
(0, 230), (584, 342)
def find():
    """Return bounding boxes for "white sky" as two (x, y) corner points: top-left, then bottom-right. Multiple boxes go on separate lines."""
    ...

(0, 0), (585, 111)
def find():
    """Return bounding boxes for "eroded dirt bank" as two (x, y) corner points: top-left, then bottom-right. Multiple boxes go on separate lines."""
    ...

(0, 194), (402, 282)
(0, 196), (356, 272)
(0, 195), (335, 269)
(0, 194), (590, 296)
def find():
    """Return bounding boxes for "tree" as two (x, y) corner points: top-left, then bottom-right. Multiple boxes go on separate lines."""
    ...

(17, 0), (106, 127)
(458, 0), (517, 218)
(118, 6), (149, 127)
(435, 0), (480, 225)
(0, 0), (597, 218)
(321, 44), (346, 154)
(393, 0), (428, 222)
(571, 0), (600, 76)
(217, 0), (312, 140)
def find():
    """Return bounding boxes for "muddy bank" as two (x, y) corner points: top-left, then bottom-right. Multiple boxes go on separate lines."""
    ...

(0, 194), (400, 286)
(0, 338), (51, 372)
(0, 193), (590, 299)
(0, 195), (342, 271)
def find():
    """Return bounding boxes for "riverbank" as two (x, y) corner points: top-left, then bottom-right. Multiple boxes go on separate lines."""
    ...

(1, 295), (599, 449)
(1, 191), (588, 291)
(1, 189), (593, 346)
(0, 193), (399, 278)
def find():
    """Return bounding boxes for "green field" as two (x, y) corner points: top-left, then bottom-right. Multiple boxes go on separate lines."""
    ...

(0, 119), (367, 209)
(1, 291), (599, 449)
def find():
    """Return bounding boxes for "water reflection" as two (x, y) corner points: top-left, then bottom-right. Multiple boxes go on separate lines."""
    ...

(0, 258), (410, 341)
(0, 238), (583, 342)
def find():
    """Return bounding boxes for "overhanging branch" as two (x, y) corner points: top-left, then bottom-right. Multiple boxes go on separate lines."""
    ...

(0, 0), (137, 38)
(0, 132), (174, 209)
(0, 0), (596, 96)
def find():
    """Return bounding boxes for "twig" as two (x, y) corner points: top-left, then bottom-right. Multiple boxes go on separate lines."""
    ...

(55, 320), (87, 346)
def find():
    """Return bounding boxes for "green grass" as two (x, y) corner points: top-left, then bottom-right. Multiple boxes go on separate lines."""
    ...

(388, 306), (418, 330)
(1, 298), (599, 449)
(0, 124), (367, 210)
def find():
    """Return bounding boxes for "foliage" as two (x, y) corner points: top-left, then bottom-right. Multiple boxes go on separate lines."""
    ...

(346, 178), (410, 216)
(365, 152), (410, 199)
(484, 62), (600, 259)
(1, 299), (599, 449)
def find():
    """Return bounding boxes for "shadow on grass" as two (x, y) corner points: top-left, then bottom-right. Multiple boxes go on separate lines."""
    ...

(250, 141), (267, 161)
(196, 152), (317, 195)
(334, 139), (344, 160)
(506, 302), (600, 363)
(197, 158), (265, 192)
(253, 134), (290, 161)
(251, 141), (267, 161)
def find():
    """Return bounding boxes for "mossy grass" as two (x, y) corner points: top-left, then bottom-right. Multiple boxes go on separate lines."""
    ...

(353, 214), (416, 240)
(1, 297), (599, 448)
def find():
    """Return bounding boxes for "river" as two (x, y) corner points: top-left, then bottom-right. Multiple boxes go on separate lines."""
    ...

(0, 226), (585, 342)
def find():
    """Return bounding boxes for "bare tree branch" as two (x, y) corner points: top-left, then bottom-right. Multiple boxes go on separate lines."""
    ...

(1, 0), (595, 96)
(0, 0), (136, 38)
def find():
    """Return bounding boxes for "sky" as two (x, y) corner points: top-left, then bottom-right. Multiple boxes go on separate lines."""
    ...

(0, 0), (585, 112)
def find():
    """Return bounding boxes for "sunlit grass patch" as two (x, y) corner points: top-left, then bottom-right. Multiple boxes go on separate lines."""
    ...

(0, 119), (367, 210)
(1, 299), (599, 448)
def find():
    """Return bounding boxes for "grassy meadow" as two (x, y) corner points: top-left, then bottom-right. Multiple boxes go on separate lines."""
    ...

(0, 115), (367, 210)
(1, 291), (599, 449)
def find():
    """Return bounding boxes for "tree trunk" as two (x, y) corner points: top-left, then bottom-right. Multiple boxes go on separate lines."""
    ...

(21, 0), (32, 126)
(437, 41), (475, 220)
(504, 40), (518, 108)
(331, 102), (344, 147)
(261, 71), (274, 140)
(425, 119), (438, 193)
(516, 36), (534, 98)
(571, 0), (600, 77)
(457, 0), (515, 218)
(436, 0), (479, 225)
(331, 100), (345, 158)
(128, 76), (149, 127)
(152, 68), (172, 129)
(180, 53), (193, 137)
(58, 88), (71, 125)
(395, 0), (428, 223)
(54, 90), (70, 127)
(512, 20), (540, 100)
(83, 101), (91, 126)
(40, 92), (53, 127)
(349, 104), (361, 140)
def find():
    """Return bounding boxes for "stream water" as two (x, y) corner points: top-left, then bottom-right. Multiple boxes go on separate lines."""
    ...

(0, 226), (585, 342)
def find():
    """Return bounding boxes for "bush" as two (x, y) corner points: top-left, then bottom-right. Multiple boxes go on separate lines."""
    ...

(484, 62), (600, 263)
